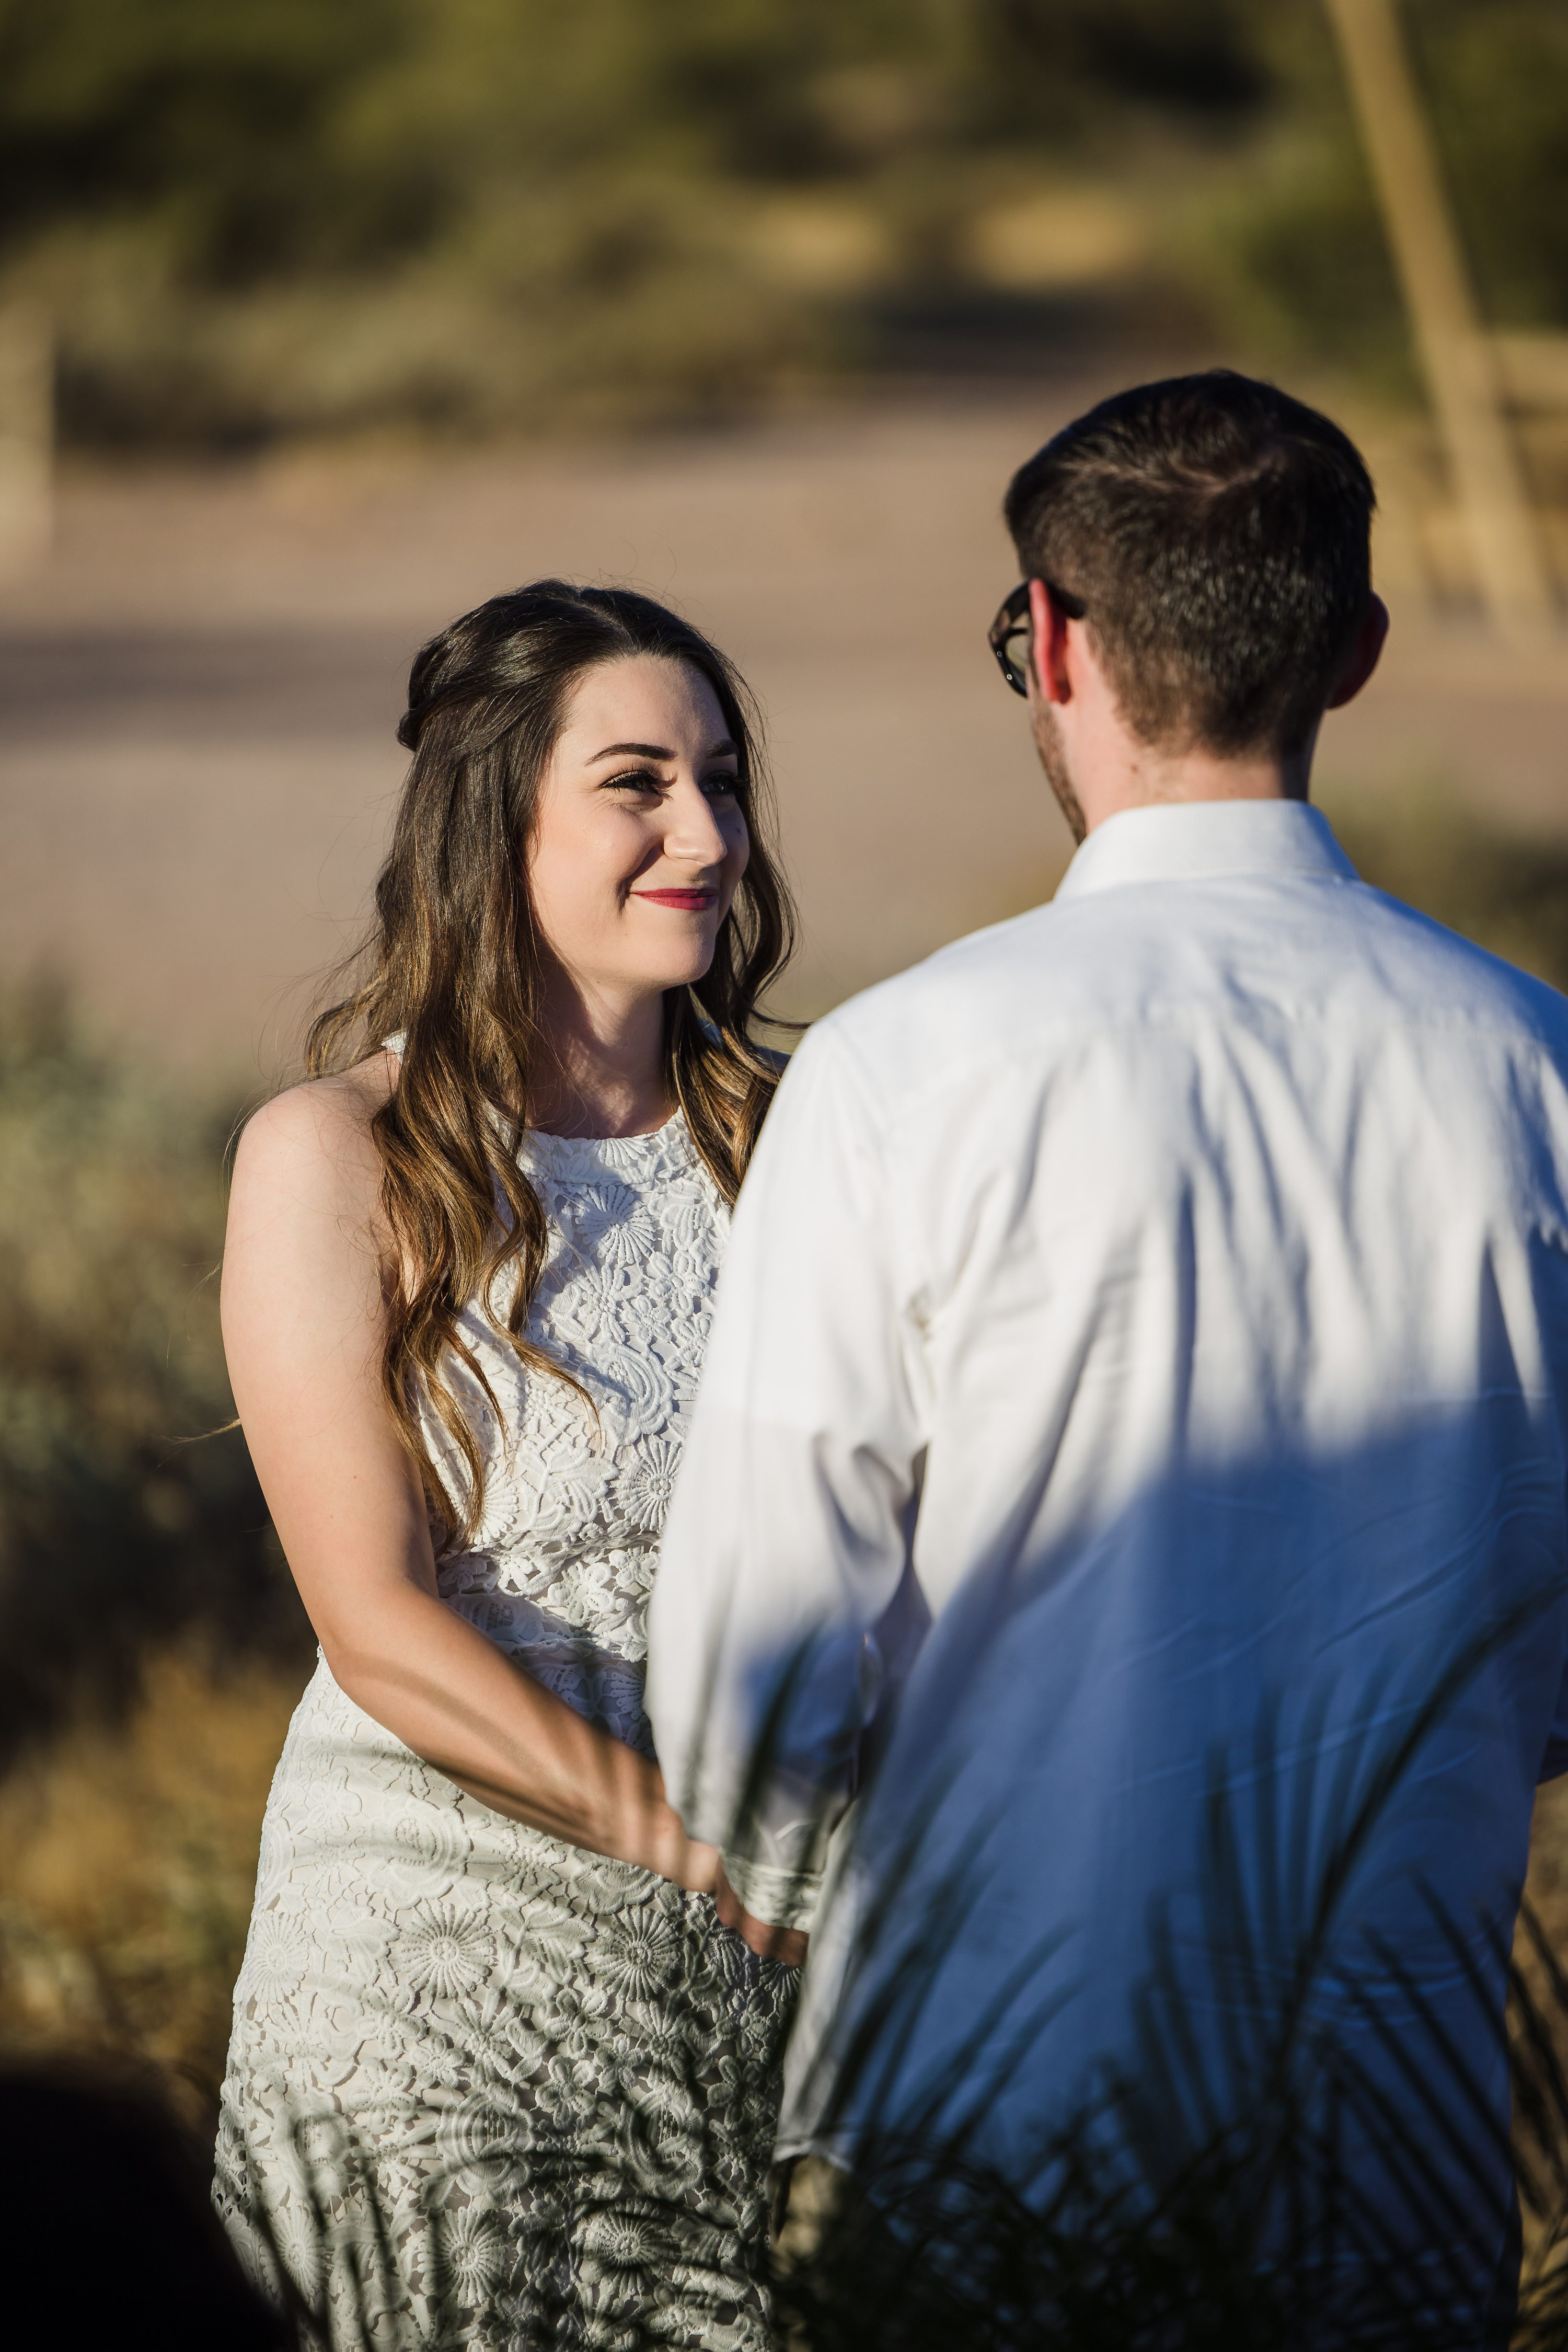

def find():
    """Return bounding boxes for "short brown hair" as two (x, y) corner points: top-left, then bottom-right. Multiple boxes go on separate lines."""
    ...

(1004, 371), (1376, 758)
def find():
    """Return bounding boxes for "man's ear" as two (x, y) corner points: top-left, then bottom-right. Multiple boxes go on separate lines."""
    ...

(1325, 594), (1390, 711)
(1027, 577), (1075, 708)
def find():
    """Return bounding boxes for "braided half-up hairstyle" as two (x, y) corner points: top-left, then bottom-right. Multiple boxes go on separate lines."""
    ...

(306, 581), (796, 1547)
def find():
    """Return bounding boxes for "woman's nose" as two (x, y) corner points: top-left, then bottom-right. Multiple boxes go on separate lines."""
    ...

(664, 779), (729, 865)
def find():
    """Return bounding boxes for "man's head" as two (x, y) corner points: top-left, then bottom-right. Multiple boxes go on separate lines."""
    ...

(1001, 371), (1386, 837)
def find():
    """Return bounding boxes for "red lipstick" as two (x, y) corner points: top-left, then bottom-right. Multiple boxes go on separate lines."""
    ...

(632, 889), (717, 910)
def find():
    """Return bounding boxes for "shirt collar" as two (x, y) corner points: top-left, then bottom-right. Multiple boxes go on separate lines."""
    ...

(1054, 799), (1357, 903)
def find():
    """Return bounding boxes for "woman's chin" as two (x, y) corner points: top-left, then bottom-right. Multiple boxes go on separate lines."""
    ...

(631, 943), (720, 994)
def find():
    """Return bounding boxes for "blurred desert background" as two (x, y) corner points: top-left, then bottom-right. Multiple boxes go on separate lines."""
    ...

(4, 0), (1568, 2136)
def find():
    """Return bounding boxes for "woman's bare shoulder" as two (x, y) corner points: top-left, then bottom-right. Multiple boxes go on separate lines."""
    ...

(232, 1051), (398, 1214)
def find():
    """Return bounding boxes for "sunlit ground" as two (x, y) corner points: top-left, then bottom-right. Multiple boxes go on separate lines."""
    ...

(3, 383), (1565, 1078)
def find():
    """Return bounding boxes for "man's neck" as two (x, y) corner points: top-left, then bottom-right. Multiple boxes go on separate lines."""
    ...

(1080, 735), (1314, 836)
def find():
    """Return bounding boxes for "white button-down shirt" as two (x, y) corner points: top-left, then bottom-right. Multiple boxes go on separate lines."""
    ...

(647, 800), (1568, 2219)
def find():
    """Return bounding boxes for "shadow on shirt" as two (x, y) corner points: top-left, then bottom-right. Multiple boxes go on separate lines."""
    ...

(731, 1404), (1568, 2348)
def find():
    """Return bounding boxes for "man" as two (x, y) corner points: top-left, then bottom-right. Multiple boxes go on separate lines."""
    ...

(646, 373), (1568, 2316)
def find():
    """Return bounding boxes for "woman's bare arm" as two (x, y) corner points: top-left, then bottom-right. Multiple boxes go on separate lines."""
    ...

(222, 1057), (715, 1889)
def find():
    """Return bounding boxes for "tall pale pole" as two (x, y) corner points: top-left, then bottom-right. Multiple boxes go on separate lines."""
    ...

(1323, 0), (1555, 631)
(0, 303), (52, 579)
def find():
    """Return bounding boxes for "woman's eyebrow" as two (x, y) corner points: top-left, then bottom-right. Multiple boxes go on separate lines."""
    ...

(588, 737), (739, 761)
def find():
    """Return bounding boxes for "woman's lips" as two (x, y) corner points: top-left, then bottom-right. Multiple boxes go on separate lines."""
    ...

(632, 889), (717, 910)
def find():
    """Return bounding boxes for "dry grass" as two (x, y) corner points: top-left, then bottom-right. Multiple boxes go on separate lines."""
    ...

(1526, 1778), (1568, 1941)
(0, 1645), (306, 2119)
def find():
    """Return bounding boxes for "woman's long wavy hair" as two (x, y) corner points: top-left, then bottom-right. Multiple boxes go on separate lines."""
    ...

(306, 581), (795, 1547)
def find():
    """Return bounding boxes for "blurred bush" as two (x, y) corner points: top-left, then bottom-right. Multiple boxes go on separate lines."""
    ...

(9, 0), (1531, 445)
(0, 981), (308, 1767)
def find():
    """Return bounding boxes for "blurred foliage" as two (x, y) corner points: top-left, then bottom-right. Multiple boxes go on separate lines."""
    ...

(0, 982), (308, 1768)
(1195, 0), (1568, 395)
(4, 0), (1563, 444)
(1413, 0), (1568, 333)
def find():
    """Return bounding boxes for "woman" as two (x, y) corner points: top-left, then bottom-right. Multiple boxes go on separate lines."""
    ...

(214, 583), (800, 2350)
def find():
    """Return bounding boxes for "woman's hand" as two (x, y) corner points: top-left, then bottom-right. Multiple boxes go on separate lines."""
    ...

(221, 1057), (719, 1889)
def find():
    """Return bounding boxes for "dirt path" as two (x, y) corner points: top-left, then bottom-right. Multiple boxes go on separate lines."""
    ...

(2, 388), (1565, 1077)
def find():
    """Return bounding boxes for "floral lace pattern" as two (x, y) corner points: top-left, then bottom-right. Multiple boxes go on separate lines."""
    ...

(214, 1117), (794, 2348)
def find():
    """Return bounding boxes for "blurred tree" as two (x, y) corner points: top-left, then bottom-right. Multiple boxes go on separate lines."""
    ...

(0, 0), (427, 283)
(0, 0), (1562, 443)
(1411, 0), (1568, 330)
(976, 0), (1267, 129)
(1205, 0), (1568, 389)
(0, 0), (899, 438)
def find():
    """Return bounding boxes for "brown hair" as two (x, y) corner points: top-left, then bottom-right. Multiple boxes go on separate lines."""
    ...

(307, 580), (795, 1546)
(1004, 370), (1375, 758)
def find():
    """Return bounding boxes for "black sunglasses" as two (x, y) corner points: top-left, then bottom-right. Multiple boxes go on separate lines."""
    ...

(987, 579), (1088, 697)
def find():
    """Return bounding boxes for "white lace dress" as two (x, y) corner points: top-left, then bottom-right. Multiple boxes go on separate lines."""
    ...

(213, 1115), (794, 2350)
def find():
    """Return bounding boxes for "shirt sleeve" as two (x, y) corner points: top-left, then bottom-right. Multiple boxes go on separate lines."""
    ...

(645, 1020), (927, 1927)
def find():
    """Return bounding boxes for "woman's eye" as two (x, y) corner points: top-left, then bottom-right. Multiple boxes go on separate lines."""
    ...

(604, 769), (664, 794)
(703, 774), (740, 800)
